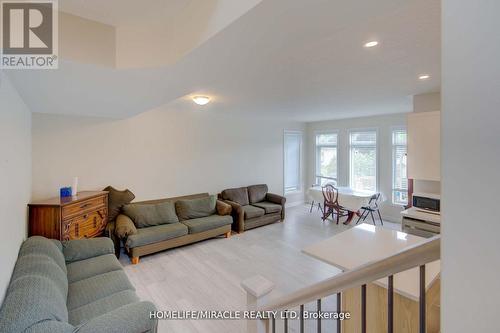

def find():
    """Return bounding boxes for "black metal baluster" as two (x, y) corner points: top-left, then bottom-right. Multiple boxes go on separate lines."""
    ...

(284, 313), (288, 333)
(300, 304), (304, 333)
(317, 299), (322, 333)
(388, 275), (394, 333)
(337, 293), (341, 333)
(272, 316), (276, 333)
(361, 284), (367, 333)
(420, 265), (426, 333)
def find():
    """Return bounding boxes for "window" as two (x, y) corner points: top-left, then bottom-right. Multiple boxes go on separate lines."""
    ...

(392, 129), (408, 205)
(350, 131), (377, 191)
(284, 131), (302, 193)
(315, 133), (338, 186)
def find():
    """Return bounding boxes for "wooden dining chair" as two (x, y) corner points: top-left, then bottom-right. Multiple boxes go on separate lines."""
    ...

(322, 184), (349, 224)
(356, 193), (383, 225)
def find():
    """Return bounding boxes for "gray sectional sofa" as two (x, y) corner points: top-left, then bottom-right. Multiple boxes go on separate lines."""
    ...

(115, 193), (233, 264)
(0, 236), (157, 333)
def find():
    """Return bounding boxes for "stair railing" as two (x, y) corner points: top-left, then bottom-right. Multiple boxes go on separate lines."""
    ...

(241, 235), (440, 333)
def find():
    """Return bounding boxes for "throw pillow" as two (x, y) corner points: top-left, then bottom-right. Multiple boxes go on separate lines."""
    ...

(123, 201), (179, 228)
(103, 186), (135, 222)
(247, 184), (268, 204)
(115, 214), (138, 238)
(175, 195), (217, 221)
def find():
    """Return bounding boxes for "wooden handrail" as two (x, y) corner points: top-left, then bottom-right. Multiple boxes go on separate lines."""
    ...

(259, 235), (440, 312)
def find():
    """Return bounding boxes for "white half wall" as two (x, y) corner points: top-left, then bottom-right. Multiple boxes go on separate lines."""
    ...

(306, 113), (409, 222)
(32, 105), (305, 206)
(442, 0), (500, 331)
(0, 73), (32, 302)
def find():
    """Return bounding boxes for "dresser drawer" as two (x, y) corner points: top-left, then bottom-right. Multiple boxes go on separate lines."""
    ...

(62, 195), (106, 220)
(62, 209), (107, 240)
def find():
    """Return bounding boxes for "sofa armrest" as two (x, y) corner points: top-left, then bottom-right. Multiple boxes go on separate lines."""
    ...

(105, 220), (115, 237)
(266, 193), (286, 205)
(115, 214), (138, 239)
(75, 301), (158, 333)
(220, 199), (245, 233)
(216, 200), (232, 216)
(105, 221), (121, 258)
(266, 193), (287, 221)
(63, 237), (115, 263)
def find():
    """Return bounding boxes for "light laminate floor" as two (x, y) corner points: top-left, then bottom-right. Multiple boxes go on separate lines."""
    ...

(120, 204), (400, 333)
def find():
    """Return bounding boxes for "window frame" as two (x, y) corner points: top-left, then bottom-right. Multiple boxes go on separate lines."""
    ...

(348, 129), (378, 192)
(283, 130), (303, 194)
(314, 131), (339, 186)
(392, 127), (408, 205)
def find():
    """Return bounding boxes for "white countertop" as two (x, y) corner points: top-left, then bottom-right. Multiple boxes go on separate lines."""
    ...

(302, 224), (440, 301)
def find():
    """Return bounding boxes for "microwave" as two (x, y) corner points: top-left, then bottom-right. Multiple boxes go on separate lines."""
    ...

(413, 193), (440, 213)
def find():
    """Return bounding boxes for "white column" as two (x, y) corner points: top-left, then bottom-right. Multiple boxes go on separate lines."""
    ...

(241, 275), (275, 333)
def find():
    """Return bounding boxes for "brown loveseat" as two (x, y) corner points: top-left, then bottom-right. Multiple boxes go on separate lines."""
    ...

(114, 193), (232, 264)
(218, 184), (286, 233)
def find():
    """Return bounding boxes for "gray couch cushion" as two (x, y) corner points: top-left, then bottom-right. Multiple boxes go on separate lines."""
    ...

(248, 184), (268, 204)
(69, 290), (139, 325)
(18, 236), (66, 273)
(181, 215), (233, 234)
(221, 187), (250, 206)
(123, 201), (179, 228)
(242, 205), (266, 219)
(24, 321), (74, 333)
(175, 195), (217, 221)
(0, 275), (69, 333)
(62, 238), (115, 264)
(252, 201), (282, 214)
(74, 301), (157, 333)
(67, 270), (135, 310)
(67, 254), (123, 284)
(125, 223), (189, 248)
(11, 253), (68, 298)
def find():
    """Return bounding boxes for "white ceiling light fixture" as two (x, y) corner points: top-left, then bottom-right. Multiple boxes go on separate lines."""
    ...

(364, 40), (379, 48)
(192, 96), (211, 105)
(419, 74), (431, 80)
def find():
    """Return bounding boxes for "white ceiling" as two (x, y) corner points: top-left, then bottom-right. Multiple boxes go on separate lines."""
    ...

(5, 0), (441, 122)
(60, 0), (191, 27)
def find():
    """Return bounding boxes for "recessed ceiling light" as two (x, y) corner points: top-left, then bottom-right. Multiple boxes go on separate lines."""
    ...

(364, 41), (379, 48)
(419, 74), (431, 80)
(192, 96), (211, 105)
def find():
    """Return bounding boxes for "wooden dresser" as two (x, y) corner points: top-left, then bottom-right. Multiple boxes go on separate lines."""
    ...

(29, 191), (109, 241)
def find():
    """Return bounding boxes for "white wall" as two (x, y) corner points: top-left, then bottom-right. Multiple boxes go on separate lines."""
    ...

(116, 0), (264, 68)
(32, 105), (305, 205)
(412, 92), (441, 195)
(442, 1), (500, 331)
(306, 113), (408, 222)
(0, 73), (32, 302)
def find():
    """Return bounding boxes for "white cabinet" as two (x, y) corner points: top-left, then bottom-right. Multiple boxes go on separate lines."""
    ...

(407, 111), (441, 181)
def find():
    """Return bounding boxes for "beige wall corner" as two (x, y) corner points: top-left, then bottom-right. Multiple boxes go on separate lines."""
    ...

(115, 0), (264, 68)
(413, 92), (441, 113)
(60, 12), (116, 67)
